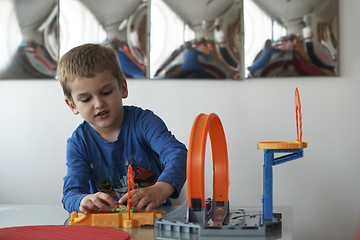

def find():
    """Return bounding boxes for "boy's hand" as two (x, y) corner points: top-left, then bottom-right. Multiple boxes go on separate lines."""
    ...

(118, 181), (175, 212)
(80, 192), (119, 215)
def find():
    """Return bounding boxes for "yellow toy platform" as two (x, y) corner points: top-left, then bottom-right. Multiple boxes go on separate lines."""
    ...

(68, 165), (163, 229)
(258, 141), (307, 149)
(68, 210), (163, 228)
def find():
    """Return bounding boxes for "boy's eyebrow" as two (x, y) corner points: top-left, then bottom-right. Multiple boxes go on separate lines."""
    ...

(75, 92), (90, 98)
(99, 83), (115, 90)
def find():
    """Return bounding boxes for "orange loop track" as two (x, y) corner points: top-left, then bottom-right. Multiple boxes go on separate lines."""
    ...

(187, 113), (230, 209)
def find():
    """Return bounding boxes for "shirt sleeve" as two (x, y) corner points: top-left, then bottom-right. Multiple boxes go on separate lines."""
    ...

(62, 137), (91, 213)
(138, 110), (187, 199)
(197, 50), (209, 61)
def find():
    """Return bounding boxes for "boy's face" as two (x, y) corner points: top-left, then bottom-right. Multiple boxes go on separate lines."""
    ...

(65, 71), (128, 136)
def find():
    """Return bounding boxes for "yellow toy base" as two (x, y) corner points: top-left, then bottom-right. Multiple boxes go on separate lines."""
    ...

(257, 141), (307, 150)
(68, 210), (163, 228)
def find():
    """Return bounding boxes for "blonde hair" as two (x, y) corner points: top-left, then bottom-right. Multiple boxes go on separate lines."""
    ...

(57, 43), (125, 100)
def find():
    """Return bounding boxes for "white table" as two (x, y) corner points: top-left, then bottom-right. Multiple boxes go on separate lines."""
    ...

(0, 205), (292, 240)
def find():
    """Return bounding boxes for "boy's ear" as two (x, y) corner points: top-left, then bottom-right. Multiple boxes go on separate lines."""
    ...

(65, 98), (79, 115)
(122, 79), (128, 99)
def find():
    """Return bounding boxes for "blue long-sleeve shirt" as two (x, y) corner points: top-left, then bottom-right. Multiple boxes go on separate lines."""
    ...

(250, 47), (281, 75)
(116, 50), (145, 78)
(181, 49), (207, 71)
(62, 106), (187, 213)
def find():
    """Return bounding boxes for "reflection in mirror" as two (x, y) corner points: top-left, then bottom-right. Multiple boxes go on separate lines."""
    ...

(244, 0), (338, 78)
(59, 0), (148, 78)
(150, 0), (243, 79)
(0, 0), (58, 79)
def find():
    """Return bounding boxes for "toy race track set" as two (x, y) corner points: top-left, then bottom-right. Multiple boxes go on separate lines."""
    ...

(154, 87), (307, 236)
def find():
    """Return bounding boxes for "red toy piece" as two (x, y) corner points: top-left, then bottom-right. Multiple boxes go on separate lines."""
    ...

(295, 87), (302, 142)
(127, 164), (135, 220)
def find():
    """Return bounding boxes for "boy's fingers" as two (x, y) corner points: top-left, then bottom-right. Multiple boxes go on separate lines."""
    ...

(118, 189), (137, 204)
(99, 192), (115, 202)
(110, 202), (120, 209)
(80, 202), (98, 215)
(128, 189), (146, 204)
(145, 202), (156, 212)
(79, 206), (88, 215)
(93, 192), (118, 209)
(92, 198), (110, 211)
(130, 199), (140, 208)
(118, 193), (128, 205)
(136, 197), (151, 212)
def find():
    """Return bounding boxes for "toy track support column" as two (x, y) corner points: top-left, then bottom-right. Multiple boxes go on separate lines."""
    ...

(263, 150), (273, 221)
(259, 148), (305, 221)
(187, 113), (230, 225)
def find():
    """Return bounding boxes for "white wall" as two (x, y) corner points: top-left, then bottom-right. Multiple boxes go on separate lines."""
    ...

(0, 1), (359, 239)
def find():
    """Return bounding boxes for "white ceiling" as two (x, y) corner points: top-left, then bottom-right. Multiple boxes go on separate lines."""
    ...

(162, 0), (236, 27)
(13, 0), (143, 31)
(13, 0), (322, 32)
(14, 0), (56, 30)
(163, 0), (321, 28)
(253, 0), (319, 24)
(79, 0), (143, 27)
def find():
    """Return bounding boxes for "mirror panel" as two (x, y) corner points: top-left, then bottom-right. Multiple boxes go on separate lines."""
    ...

(150, 0), (243, 79)
(0, 0), (339, 80)
(59, 0), (148, 78)
(0, 0), (58, 79)
(244, 0), (338, 78)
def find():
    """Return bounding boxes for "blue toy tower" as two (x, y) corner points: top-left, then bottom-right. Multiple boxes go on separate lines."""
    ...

(258, 88), (307, 221)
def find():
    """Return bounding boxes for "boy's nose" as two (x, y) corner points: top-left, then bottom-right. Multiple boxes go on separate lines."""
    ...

(94, 97), (105, 109)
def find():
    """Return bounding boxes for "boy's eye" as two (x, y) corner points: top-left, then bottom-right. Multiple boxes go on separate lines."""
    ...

(103, 90), (112, 96)
(81, 97), (91, 102)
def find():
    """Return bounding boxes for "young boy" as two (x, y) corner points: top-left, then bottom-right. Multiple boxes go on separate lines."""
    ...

(58, 43), (187, 214)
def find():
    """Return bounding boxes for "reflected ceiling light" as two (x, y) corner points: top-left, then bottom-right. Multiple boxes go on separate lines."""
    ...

(118, 19), (128, 31)
(202, 20), (207, 30)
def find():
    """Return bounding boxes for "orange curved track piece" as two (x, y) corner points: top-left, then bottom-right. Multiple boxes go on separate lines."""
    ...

(187, 113), (229, 209)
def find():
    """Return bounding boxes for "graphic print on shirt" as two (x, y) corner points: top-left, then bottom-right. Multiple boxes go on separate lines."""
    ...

(96, 165), (157, 199)
(98, 179), (118, 198)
